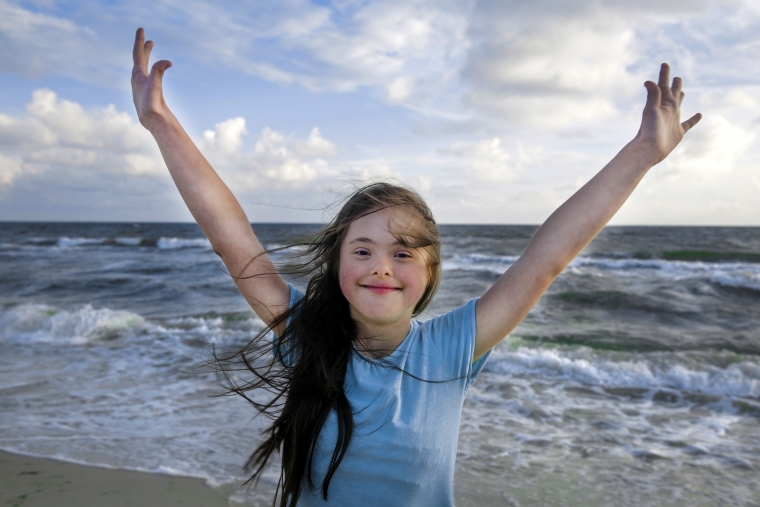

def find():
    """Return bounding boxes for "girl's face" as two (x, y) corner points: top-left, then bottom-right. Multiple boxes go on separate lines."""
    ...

(338, 206), (430, 333)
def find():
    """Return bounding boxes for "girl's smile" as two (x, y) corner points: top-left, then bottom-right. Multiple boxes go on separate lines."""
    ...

(362, 283), (401, 294)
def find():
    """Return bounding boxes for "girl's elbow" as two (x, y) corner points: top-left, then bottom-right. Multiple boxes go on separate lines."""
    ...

(546, 262), (566, 281)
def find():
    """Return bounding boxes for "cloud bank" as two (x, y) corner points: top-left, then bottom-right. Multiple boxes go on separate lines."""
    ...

(0, 0), (758, 224)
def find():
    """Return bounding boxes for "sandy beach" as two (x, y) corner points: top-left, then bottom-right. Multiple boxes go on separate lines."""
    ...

(0, 451), (235, 507)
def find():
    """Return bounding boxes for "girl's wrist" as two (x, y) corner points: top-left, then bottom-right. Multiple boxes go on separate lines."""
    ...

(626, 136), (661, 171)
(142, 109), (177, 136)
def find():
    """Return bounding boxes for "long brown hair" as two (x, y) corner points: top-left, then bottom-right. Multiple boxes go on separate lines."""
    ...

(213, 182), (441, 507)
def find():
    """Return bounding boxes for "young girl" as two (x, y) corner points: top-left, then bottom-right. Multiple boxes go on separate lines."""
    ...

(131, 28), (701, 507)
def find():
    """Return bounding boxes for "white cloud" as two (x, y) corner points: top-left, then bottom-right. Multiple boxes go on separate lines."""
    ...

(660, 114), (756, 178)
(386, 77), (415, 104)
(128, 0), (470, 95)
(0, 90), (343, 195)
(253, 128), (321, 182)
(258, 0), (467, 93)
(0, 89), (350, 220)
(440, 137), (515, 181)
(2, 0), (759, 224)
(296, 128), (338, 159)
(0, 0), (468, 94)
(460, 2), (648, 129)
(202, 117), (248, 156)
(455, 0), (760, 133)
(0, 153), (22, 186)
(722, 89), (759, 110)
(0, 89), (161, 188)
(197, 122), (338, 187)
(0, 0), (121, 84)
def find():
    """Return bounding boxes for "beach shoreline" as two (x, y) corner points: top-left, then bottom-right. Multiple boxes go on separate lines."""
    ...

(0, 450), (236, 506)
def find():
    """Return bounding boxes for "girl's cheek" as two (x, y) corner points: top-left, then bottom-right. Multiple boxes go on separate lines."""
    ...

(338, 265), (358, 299)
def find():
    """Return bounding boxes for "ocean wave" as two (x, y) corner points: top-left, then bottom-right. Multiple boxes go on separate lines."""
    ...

(21, 237), (58, 247)
(0, 304), (145, 345)
(157, 237), (212, 250)
(2, 236), (211, 250)
(709, 273), (760, 293)
(442, 252), (760, 284)
(486, 347), (760, 399)
(442, 253), (519, 274)
(442, 253), (679, 274)
(0, 304), (265, 349)
(154, 314), (262, 345)
(57, 237), (106, 248)
(264, 243), (311, 258)
(114, 237), (143, 246)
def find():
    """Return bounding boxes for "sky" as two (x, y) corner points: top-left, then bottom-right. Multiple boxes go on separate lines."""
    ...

(0, 0), (758, 225)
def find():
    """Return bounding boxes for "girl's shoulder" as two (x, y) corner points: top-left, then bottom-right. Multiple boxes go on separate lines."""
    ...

(418, 298), (478, 338)
(417, 298), (488, 388)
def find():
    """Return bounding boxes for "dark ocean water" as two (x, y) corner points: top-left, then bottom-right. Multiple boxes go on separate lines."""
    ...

(1, 222), (758, 506)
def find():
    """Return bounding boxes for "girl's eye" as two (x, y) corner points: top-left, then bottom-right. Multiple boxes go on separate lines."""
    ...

(355, 248), (370, 256)
(395, 251), (412, 259)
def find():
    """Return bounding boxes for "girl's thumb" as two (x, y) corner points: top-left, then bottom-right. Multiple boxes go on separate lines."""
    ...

(150, 60), (172, 81)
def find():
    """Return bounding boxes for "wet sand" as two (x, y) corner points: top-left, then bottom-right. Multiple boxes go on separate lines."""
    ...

(0, 451), (235, 506)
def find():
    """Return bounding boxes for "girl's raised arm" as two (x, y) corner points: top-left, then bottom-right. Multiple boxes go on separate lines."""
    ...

(131, 28), (289, 330)
(473, 63), (702, 360)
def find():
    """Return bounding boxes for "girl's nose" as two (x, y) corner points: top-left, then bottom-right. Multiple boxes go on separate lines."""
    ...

(372, 255), (393, 276)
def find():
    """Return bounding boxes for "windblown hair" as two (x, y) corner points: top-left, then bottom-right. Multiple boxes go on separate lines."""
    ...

(213, 182), (441, 507)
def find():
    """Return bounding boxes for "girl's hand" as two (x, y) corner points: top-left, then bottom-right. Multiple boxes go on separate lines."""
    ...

(635, 63), (702, 166)
(131, 28), (173, 132)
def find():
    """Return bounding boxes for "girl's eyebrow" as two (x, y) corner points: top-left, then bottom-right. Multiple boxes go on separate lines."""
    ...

(348, 237), (403, 246)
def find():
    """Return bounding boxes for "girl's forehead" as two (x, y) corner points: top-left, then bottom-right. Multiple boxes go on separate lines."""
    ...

(344, 207), (420, 239)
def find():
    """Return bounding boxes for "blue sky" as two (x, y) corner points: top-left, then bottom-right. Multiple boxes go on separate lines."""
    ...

(0, 0), (758, 224)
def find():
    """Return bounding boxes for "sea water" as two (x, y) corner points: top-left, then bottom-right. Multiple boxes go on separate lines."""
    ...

(0, 222), (758, 506)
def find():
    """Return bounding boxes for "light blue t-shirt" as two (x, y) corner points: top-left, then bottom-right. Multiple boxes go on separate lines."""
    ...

(276, 285), (491, 506)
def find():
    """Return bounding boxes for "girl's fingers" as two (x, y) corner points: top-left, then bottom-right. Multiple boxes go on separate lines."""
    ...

(144, 40), (154, 63)
(679, 91), (685, 107)
(133, 28), (147, 72)
(644, 81), (661, 110)
(671, 76), (683, 97)
(681, 113), (702, 133)
(149, 60), (172, 82)
(657, 63), (670, 93)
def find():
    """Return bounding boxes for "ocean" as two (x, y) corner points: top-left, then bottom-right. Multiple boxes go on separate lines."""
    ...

(1, 222), (758, 506)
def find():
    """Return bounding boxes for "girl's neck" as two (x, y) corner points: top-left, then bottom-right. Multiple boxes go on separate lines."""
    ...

(354, 319), (412, 359)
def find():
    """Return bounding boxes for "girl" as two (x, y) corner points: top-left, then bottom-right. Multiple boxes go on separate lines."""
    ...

(131, 28), (701, 507)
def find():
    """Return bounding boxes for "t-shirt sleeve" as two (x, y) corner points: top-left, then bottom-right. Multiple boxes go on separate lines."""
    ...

(272, 283), (305, 368)
(423, 298), (492, 389)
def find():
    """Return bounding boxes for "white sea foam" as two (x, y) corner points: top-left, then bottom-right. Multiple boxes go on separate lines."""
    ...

(486, 347), (760, 399)
(100, 260), (137, 271)
(443, 253), (760, 290)
(157, 237), (212, 249)
(0, 304), (145, 345)
(0, 304), (264, 351)
(443, 253), (519, 275)
(264, 243), (310, 259)
(710, 273), (760, 292)
(57, 237), (106, 248)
